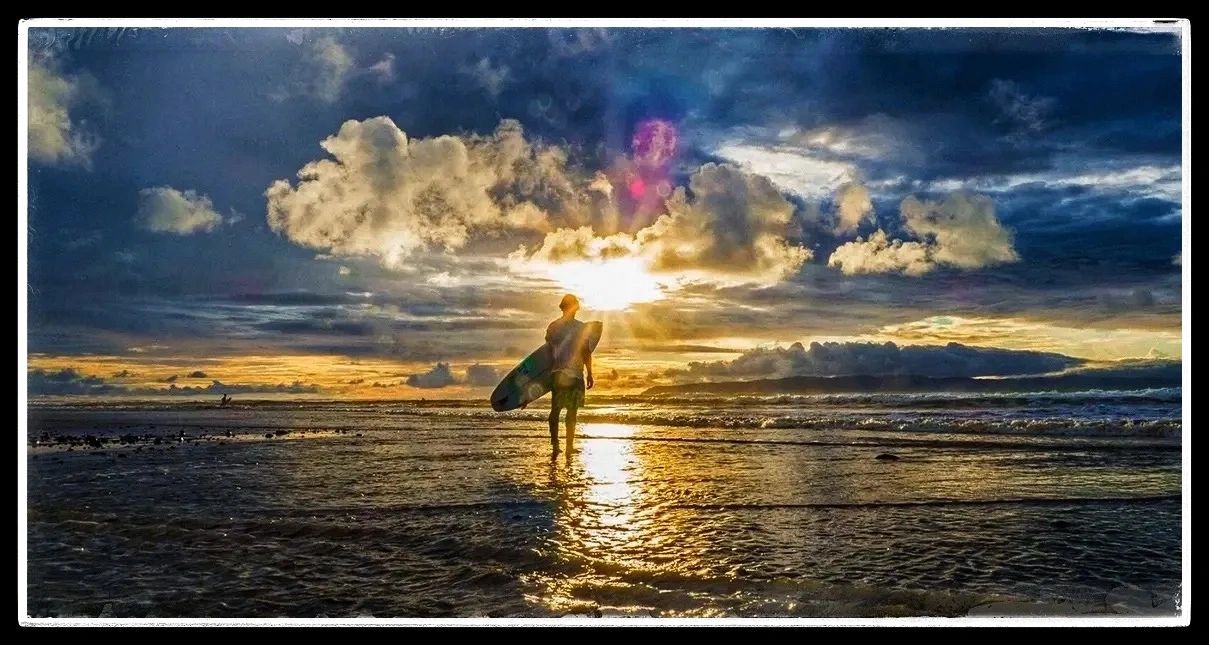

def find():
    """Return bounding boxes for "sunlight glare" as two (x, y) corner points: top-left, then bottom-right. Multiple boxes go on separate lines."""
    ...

(548, 258), (665, 311)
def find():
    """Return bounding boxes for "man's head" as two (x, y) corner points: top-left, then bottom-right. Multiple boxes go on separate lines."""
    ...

(558, 294), (580, 316)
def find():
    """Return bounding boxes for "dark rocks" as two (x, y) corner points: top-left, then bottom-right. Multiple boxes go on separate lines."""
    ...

(874, 453), (901, 461)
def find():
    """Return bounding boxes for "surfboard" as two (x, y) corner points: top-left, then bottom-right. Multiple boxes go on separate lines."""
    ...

(490, 320), (602, 412)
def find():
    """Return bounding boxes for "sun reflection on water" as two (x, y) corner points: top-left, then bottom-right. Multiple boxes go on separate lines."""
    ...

(579, 424), (638, 529)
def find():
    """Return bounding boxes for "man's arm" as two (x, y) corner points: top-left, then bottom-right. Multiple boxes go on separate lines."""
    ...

(584, 347), (594, 389)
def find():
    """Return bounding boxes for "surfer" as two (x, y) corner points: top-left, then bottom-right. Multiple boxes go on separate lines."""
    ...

(545, 294), (595, 456)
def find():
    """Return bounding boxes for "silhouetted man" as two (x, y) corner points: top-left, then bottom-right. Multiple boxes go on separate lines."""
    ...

(546, 294), (594, 456)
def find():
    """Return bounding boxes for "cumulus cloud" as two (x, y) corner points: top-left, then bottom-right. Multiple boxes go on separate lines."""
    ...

(188, 370), (208, 378)
(656, 341), (1082, 383)
(828, 192), (1018, 276)
(900, 193), (1018, 269)
(406, 362), (458, 389)
(465, 363), (502, 386)
(514, 163), (813, 285)
(162, 374), (179, 383)
(28, 56), (101, 167)
(266, 118), (580, 268)
(137, 187), (227, 235)
(640, 164), (812, 280)
(832, 181), (874, 233)
(828, 230), (934, 277)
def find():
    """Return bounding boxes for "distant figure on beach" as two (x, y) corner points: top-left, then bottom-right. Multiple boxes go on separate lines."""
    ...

(219, 393), (231, 407)
(545, 294), (595, 457)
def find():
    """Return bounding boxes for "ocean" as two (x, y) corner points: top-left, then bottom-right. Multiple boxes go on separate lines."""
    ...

(25, 389), (1183, 618)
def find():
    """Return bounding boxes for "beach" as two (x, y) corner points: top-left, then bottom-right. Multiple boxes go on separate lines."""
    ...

(25, 391), (1182, 618)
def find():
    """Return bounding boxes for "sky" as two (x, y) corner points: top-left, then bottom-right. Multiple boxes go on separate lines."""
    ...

(24, 25), (1185, 398)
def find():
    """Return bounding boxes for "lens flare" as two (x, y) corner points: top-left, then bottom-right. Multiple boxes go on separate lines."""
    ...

(631, 119), (679, 169)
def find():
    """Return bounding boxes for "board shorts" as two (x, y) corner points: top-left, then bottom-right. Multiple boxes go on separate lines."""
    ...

(550, 371), (586, 409)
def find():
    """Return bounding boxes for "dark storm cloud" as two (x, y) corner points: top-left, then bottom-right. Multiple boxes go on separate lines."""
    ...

(27, 366), (322, 397)
(28, 368), (120, 395)
(656, 341), (1083, 383)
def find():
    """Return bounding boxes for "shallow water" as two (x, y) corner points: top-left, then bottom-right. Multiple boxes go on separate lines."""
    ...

(25, 393), (1183, 618)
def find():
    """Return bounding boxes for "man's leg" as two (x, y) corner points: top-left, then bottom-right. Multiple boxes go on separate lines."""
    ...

(565, 405), (577, 453)
(565, 380), (582, 453)
(548, 396), (562, 454)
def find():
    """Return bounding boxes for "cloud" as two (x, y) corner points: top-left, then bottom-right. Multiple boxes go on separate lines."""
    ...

(188, 370), (208, 378)
(989, 79), (1056, 137)
(465, 57), (510, 98)
(28, 368), (118, 395)
(405, 362), (458, 389)
(164, 380), (320, 395)
(518, 226), (641, 264)
(828, 229), (934, 277)
(640, 164), (813, 280)
(708, 140), (856, 199)
(656, 341), (1083, 383)
(833, 181), (874, 233)
(29, 367), (322, 397)
(465, 363), (502, 386)
(514, 163), (813, 285)
(398, 362), (502, 389)
(901, 193), (1019, 269)
(828, 192), (1019, 276)
(275, 36), (400, 101)
(266, 118), (579, 268)
(162, 374), (179, 383)
(296, 35), (353, 102)
(367, 53), (395, 84)
(28, 56), (101, 167)
(136, 187), (227, 235)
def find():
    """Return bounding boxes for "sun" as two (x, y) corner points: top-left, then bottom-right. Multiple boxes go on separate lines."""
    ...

(547, 257), (666, 311)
